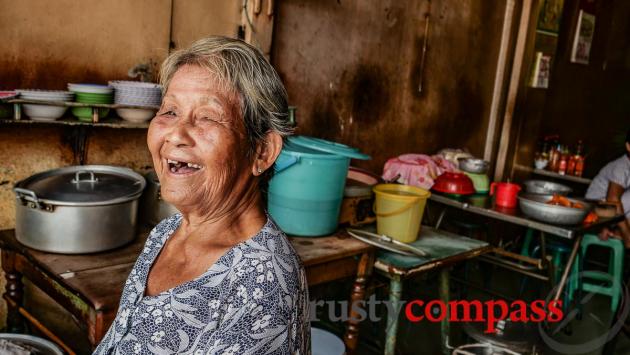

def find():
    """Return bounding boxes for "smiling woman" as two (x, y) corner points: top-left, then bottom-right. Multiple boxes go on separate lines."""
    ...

(93, 37), (310, 355)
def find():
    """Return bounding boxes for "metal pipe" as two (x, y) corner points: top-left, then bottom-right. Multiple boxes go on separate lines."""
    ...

(479, 255), (550, 281)
(490, 247), (542, 268)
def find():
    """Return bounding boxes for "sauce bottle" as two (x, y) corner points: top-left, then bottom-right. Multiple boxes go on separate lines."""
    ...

(558, 149), (568, 175)
(574, 140), (585, 177)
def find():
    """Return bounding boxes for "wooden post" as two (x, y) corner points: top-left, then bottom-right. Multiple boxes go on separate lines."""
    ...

(2, 250), (24, 333)
(242, 0), (275, 59)
(344, 251), (374, 354)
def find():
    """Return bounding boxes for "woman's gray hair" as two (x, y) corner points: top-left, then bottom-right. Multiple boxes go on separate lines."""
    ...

(159, 36), (293, 157)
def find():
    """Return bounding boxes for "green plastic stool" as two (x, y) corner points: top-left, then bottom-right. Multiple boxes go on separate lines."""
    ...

(520, 229), (579, 309)
(576, 234), (625, 312)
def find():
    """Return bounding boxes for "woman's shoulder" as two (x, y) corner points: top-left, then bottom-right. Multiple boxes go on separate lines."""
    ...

(228, 218), (306, 293)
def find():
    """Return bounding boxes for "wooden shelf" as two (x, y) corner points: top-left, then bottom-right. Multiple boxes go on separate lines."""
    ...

(514, 164), (592, 185)
(0, 99), (157, 128)
(0, 117), (149, 129)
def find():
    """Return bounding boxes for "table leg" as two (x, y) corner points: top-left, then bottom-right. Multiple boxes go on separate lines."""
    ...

(344, 252), (374, 354)
(2, 250), (24, 332)
(439, 269), (450, 355)
(384, 275), (402, 355)
(554, 234), (583, 302)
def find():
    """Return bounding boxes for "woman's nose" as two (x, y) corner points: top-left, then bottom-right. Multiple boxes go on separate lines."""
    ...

(165, 116), (194, 147)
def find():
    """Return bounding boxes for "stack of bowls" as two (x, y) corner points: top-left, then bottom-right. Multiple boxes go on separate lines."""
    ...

(68, 84), (114, 122)
(17, 90), (74, 121)
(109, 81), (162, 123)
(0, 91), (17, 118)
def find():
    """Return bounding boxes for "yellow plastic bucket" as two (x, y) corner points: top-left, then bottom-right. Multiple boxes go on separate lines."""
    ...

(373, 184), (431, 243)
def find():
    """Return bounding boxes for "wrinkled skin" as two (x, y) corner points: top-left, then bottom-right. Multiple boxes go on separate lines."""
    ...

(145, 64), (282, 295)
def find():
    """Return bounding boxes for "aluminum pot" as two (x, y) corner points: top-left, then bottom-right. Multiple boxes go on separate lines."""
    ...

(0, 333), (64, 355)
(14, 165), (145, 254)
(518, 193), (592, 225)
(458, 158), (490, 174)
(523, 179), (571, 195)
(141, 170), (179, 225)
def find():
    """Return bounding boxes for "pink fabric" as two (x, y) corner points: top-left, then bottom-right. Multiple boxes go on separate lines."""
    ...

(382, 154), (459, 190)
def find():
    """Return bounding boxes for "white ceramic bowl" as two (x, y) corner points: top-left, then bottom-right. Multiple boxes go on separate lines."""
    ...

(23, 104), (68, 121)
(534, 159), (548, 170)
(20, 94), (73, 102)
(116, 108), (157, 123)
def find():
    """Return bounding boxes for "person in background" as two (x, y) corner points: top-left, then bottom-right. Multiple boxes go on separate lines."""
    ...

(585, 128), (630, 247)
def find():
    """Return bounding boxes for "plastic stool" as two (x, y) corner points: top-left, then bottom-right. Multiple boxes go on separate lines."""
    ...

(576, 234), (625, 312)
(520, 229), (579, 309)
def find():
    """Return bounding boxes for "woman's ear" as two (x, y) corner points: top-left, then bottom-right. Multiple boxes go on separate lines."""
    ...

(253, 133), (283, 176)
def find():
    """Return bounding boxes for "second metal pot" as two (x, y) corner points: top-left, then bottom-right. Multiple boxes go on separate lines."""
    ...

(141, 170), (179, 226)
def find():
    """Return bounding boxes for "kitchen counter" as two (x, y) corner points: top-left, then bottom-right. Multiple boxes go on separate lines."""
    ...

(0, 227), (374, 354)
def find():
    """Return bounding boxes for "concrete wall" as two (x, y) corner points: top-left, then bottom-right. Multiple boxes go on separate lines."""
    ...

(271, 0), (507, 173)
(0, 0), (240, 335)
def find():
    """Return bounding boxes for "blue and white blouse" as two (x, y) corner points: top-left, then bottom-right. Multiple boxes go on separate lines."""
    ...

(94, 214), (310, 355)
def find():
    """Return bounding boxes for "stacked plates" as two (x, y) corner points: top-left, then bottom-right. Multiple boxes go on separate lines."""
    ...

(17, 90), (74, 121)
(110, 81), (161, 123)
(68, 83), (113, 122)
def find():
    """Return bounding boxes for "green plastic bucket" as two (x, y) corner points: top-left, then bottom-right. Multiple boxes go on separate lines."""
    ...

(268, 136), (370, 236)
(373, 184), (431, 243)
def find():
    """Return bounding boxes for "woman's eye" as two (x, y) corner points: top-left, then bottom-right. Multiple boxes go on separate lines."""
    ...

(160, 110), (176, 117)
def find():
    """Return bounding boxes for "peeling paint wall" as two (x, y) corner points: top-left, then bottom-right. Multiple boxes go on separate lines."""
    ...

(271, 0), (506, 174)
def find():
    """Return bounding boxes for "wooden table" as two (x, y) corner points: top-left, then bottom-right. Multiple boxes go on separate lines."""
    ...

(0, 228), (374, 354)
(373, 226), (491, 355)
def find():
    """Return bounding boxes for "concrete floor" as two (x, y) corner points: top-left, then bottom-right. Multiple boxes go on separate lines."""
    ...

(313, 258), (630, 355)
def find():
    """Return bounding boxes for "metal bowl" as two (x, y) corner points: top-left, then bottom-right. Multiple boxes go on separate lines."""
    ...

(0, 333), (64, 355)
(458, 158), (490, 174)
(518, 194), (592, 225)
(523, 180), (572, 195)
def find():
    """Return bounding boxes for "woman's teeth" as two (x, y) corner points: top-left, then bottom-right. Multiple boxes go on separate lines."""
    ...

(167, 159), (202, 173)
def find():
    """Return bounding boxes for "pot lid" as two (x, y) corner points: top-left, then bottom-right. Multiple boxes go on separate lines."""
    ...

(286, 136), (370, 160)
(15, 165), (146, 206)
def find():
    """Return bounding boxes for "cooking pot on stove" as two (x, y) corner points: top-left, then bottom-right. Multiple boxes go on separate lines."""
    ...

(13, 165), (145, 254)
(141, 170), (179, 226)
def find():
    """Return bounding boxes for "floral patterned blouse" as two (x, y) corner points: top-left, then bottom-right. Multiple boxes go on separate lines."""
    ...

(94, 214), (310, 355)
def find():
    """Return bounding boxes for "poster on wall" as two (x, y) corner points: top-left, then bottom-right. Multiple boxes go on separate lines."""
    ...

(537, 0), (565, 34)
(570, 9), (596, 64)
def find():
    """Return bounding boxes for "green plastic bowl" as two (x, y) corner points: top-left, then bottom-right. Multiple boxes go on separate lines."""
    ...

(75, 92), (113, 103)
(71, 107), (110, 120)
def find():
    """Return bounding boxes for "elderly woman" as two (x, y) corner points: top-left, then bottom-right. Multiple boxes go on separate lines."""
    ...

(94, 37), (310, 354)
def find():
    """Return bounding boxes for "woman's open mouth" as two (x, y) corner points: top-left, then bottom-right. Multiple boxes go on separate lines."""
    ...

(167, 158), (203, 175)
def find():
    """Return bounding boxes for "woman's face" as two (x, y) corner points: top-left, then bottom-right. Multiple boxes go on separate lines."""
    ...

(148, 64), (254, 214)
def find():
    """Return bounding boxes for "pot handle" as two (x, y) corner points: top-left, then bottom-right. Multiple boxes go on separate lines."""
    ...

(14, 187), (41, 209)
(72, 170), (98, 184)
(274, 155), (299, 173)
